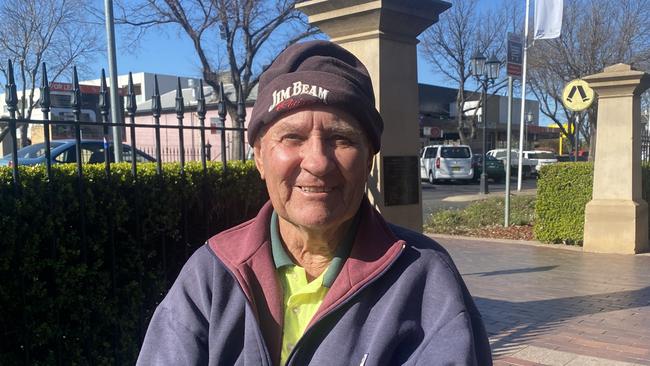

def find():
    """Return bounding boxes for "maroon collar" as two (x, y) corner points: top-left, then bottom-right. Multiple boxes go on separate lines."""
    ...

(208, 197), (405, 365)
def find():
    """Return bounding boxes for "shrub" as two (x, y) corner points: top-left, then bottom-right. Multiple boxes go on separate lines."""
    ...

(533, 162), (593, 245)
(0, 161), (268, 365)
(426, 195), (536, 235)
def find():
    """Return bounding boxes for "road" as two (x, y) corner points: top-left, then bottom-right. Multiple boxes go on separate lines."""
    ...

(421, 177), (538, 218)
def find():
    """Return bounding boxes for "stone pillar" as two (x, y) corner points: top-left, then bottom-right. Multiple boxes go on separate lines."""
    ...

(30, 124), (45, 144)
(583, 64), (650, 254)
(296, 0), (450, 232)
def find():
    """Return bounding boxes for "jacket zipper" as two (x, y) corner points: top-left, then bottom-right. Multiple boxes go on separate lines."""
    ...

(284, 243), (406, 365)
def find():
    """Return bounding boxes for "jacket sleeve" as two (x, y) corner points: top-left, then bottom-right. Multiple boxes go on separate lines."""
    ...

(136, 247), (213, 366)
(431, 264), (493, 366)
(410, 310), (491, 366)
(466, 296), (493, 365)
(405, 230), (493, 365)
(136, 306), (209, 365)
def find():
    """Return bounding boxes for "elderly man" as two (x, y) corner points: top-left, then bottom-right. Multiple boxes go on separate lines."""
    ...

(137, 40), (491, 366)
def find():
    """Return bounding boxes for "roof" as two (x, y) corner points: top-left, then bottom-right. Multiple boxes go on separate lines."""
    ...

(135, 83), (258, 113)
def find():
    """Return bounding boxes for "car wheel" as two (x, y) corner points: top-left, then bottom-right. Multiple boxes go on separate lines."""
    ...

(428, 171), (436, 185)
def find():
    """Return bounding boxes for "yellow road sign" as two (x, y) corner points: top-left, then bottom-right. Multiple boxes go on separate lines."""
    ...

(562, 79), (594, 111)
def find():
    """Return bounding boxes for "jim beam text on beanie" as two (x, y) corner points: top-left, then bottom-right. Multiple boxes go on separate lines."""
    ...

(268, 81), (330, 112)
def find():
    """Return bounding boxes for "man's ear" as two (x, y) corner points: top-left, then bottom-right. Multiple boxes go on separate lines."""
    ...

(253, 142), (265, 180)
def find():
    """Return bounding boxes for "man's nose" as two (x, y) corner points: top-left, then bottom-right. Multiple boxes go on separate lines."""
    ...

(300, 137), (334, 176)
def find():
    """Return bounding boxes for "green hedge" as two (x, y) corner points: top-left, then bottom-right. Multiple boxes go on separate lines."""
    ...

(534, 162), (593, 245)
(0, 161), (268, 365)
(534, 162), (650, 245)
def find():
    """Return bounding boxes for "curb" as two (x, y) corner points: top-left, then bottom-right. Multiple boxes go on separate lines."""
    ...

(426, 232), (584, 252)
(426, 233), (650, 256)
(440, 189), (538, 203)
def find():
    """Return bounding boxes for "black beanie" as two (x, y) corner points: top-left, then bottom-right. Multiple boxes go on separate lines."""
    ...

(248, 40), (383, 152)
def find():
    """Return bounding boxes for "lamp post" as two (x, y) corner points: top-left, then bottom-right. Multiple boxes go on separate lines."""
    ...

(472, 50), (501, 195)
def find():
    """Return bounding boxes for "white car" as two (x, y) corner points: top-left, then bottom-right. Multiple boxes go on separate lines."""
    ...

(486, 148), (536, 178)
(420, 145), (474, 184)
(523, 150), (558, 175)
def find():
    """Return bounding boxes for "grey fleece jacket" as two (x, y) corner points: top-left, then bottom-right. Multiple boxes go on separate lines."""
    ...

(137, 199), (492, 366)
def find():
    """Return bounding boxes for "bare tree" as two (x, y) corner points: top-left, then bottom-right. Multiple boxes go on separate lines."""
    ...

(116, 0), (316, 159)
(528, 0), (650, 157)
(0, 0), (102, 147)
(419, 0), (515, 145)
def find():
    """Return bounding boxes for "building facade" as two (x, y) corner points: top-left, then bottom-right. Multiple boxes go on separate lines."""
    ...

(418, 84), (558, 153)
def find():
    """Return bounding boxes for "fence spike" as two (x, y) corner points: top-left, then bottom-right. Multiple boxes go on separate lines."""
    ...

(237, 84), (246, 160)
(5, 60), (17, 113)
(40, 62), (52, 179)
(197, 79), (206, 118)
(175, 77), (184, 118)
(126, 72), (137, 116)
(198, 79), (207, 169)
(176, 77), (185, 172)
(218, 82), (227, 168)
(237, 84), (246, 120)
(71, 66), (81, 114)
(39, 63), (50, 112)
(218, 81), (226, 119)
(152, 75), (161, 118)
(99, 69), (110, 121)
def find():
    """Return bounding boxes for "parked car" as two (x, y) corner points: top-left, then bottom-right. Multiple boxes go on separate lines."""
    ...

(420, 144), (473, 184)
(472, 154), (506, 183)
(0, 139), (155, 167)
(557, 153), (588, 162)
(522, 150), (557, 176)
(486, 148), (535, 178)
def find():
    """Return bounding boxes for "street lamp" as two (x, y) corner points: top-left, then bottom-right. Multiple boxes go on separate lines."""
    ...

(525, 110), (534, 149)
(471, 50), (501, 195)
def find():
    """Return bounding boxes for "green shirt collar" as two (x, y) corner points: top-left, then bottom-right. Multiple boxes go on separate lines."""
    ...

(270, 210), (359, 288)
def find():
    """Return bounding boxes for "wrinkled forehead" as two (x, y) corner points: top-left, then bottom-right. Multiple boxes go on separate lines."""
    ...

(258, 105), (368, 141)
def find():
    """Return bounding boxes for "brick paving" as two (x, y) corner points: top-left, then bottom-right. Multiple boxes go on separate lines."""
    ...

(431, 235), (650, 366)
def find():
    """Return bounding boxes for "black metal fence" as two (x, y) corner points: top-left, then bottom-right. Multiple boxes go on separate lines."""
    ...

(1, 61), (248, 186)
(0, 61), (253, 364)
(139, 145), (213, 163)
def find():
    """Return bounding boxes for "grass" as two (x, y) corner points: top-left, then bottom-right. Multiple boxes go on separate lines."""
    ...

(425, 195), (537, 238)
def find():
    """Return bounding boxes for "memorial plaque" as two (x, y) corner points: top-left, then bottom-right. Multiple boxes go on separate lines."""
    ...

(383, 156), (419, 206)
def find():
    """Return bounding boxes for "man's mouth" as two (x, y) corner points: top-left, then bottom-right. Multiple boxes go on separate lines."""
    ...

(298, 186), (333, 193)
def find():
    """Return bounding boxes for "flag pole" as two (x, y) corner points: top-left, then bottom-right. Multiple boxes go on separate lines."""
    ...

(517, 0), (531, 191)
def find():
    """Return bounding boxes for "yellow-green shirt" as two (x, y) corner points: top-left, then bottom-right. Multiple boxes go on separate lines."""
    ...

(270, 211), (358, 365)
(278, 265), (328, 364)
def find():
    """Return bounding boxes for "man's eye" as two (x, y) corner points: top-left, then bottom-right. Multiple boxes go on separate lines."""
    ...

(331, 135), (355, 146)
(281, 134), (304, 143)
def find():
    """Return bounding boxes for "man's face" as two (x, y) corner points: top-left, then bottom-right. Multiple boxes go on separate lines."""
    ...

(254, 105), (373, 232)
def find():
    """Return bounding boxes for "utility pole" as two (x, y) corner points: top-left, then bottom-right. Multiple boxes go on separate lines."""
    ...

(104, 0), (123, 161)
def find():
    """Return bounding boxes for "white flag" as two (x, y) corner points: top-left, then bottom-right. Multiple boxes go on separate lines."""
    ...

(534, 0), (563, 39)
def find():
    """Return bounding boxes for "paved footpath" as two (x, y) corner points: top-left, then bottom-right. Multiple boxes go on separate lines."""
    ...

(431, 235), (650, 366)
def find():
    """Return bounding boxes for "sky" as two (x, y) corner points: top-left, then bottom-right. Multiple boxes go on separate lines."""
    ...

(90, 0), (515, 85)
(92, 28), (446, 84)
(88, 10), (448, 85)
